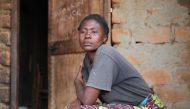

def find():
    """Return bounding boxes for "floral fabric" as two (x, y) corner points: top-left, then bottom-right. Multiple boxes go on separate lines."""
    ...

(65, 94), (166, 109)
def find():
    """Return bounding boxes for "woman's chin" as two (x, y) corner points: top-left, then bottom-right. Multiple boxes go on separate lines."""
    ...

(82, 47), (96, 52)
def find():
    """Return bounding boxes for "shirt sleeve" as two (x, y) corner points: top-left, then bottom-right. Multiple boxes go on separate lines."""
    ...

(86, 52), (118, 91)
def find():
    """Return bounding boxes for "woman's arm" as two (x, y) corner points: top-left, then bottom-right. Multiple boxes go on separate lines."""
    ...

(74, 65), (100, 105)
(69, 98), (81, 109)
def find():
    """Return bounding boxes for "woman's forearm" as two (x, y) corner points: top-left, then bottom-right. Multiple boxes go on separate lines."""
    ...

(74, 65), (100, 105)
(74, 79), (86, 104)
(74, 79), (100, 105)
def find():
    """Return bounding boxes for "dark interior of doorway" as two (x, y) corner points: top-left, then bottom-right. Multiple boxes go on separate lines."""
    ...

(19, 0), (48, 108)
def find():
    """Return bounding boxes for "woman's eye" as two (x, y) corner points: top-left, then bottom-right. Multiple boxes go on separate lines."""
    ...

(80, 30), (85, 34)
(92, 31), (98, 34)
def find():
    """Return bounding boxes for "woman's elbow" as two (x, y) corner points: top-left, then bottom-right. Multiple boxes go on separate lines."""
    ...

(81, 98), (95, 105)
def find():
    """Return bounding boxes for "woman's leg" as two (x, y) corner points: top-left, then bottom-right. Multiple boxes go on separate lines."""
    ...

(80, 104), (135, 109)
(142, 94), (166, 109)
(66, 94), (165, 109)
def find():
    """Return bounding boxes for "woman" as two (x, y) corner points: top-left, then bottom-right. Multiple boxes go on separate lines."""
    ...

(67, 14), (165, 109)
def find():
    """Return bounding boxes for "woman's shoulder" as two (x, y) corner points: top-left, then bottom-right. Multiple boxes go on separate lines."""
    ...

(97, 44), (117, 54)
(95, 44), (121, 62)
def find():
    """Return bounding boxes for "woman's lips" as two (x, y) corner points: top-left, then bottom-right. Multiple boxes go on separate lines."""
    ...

(83, 42), (92, 46)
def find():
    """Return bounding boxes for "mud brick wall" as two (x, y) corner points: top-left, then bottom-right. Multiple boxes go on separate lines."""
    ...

(111, 0), (190, 109)
(0, 0), (11, 108)
(0, 0), (190, 109)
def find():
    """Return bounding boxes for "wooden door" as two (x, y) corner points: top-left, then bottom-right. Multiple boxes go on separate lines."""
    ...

(48, 0), (111, 109)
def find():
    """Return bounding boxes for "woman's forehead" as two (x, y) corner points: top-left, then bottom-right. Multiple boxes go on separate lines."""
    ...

(81, 19), (101, 28)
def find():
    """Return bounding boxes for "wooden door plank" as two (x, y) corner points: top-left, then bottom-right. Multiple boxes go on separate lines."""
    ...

(49, 53), (84, 109)
(49, 0), (90, 54)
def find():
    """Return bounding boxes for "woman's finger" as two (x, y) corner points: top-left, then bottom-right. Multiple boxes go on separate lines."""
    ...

(78, 64), (83, 72)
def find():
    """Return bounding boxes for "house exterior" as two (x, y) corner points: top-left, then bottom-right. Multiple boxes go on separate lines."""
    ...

(0, 0), (190, 109)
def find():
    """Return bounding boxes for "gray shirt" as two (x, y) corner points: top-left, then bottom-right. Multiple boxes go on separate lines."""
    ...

(82, 44), (152, 105)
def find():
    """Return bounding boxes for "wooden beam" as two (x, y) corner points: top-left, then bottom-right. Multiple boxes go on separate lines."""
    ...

(10, 0), (19, 109)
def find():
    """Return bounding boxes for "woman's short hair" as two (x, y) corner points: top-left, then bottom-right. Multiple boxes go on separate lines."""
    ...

(77, 14), (109, 36)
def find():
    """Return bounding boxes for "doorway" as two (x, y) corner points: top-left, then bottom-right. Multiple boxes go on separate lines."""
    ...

(19, 0), (48, 108)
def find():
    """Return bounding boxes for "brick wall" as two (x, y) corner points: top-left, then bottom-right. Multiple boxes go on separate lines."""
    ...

(111, 0), (190, 108)
(0, 0), (190, 109)
(0, 0), (11, 108)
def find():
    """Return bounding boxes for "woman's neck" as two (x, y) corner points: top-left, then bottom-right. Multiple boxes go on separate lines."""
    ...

(86, 52), (96, 63)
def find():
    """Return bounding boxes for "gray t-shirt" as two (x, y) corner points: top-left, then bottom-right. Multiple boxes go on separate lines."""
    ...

(82, 44), (152, 105)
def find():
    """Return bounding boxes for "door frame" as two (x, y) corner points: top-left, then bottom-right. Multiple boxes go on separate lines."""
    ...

(10, 0), (20, 109)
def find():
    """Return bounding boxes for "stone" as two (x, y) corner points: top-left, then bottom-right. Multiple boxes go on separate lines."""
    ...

(175, 26), (190, 42)
(142, 69), (173, 85)
(0, 65), (10, 83)
(0, 87), (9, 103)
(0, 50), (10, 66)
(154, 85), (190, 103)
(134, 27), (170, 43)
(0, 31), (10, 44)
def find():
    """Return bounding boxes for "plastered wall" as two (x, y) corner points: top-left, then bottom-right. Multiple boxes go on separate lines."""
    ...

(111, 0), (190, 108)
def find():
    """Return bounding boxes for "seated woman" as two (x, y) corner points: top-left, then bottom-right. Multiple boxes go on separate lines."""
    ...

(66, 14), (165, 109)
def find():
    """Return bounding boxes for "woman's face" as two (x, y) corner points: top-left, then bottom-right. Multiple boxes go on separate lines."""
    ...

(79, 19), (107, 52)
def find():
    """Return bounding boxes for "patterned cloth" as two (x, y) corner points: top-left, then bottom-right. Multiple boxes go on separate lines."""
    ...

(65, 94), (166, 109)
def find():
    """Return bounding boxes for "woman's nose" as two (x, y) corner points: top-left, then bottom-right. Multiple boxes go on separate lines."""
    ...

(85, 32), (91, 38)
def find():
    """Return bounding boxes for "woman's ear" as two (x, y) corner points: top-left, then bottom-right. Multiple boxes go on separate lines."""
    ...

(103, 35), (108, 43)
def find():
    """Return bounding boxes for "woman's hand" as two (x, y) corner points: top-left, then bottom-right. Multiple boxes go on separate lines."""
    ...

(74, 64), (100, 105)
(74, 64), (84, 86)
(69, 99), (81, 109)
